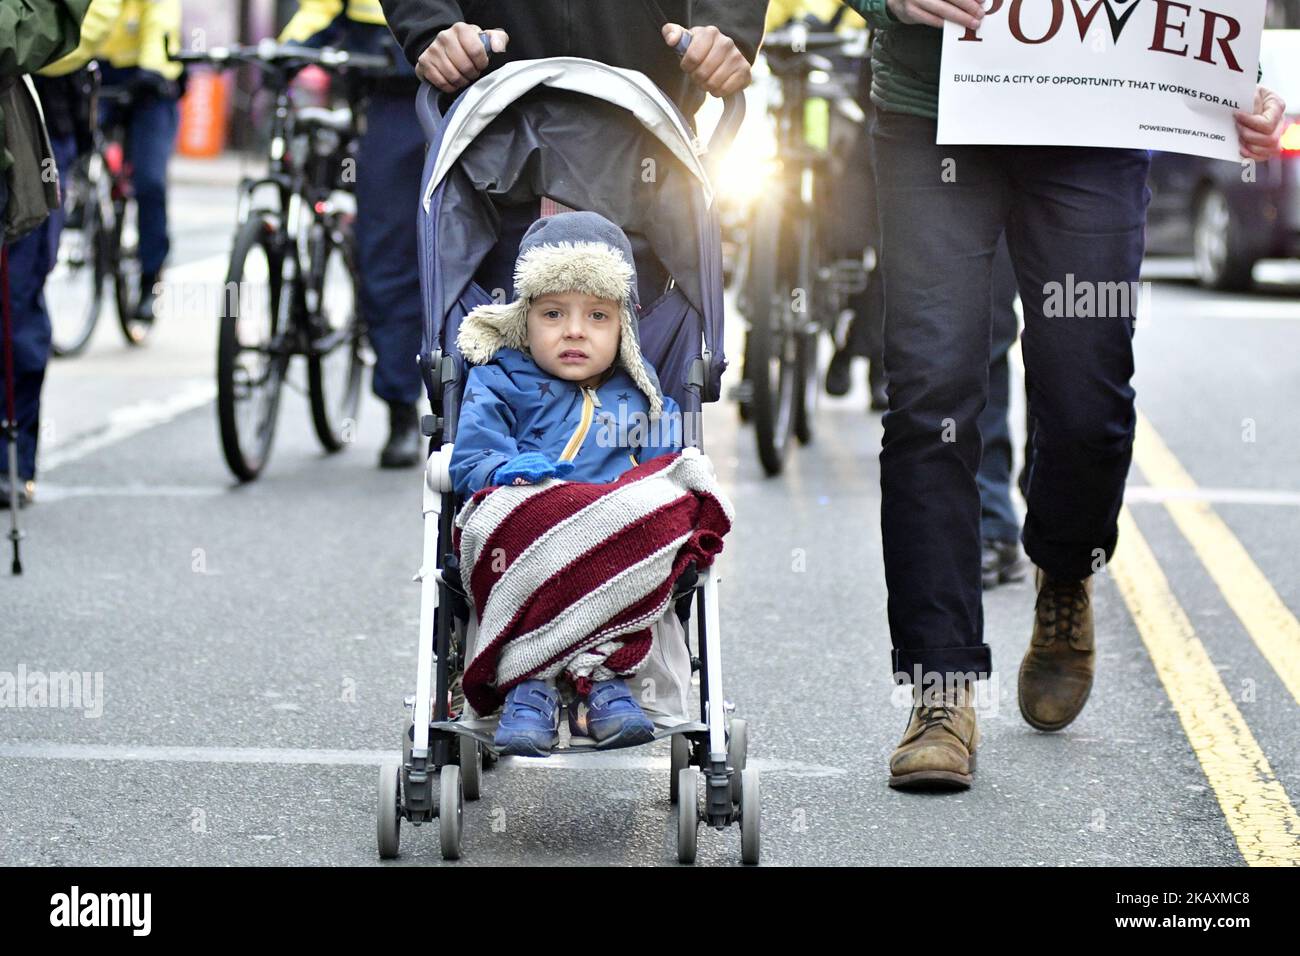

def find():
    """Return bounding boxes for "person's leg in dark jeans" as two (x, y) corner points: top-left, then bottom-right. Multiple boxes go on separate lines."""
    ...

(977, 234), (1025, 588)
(0, 135), (76, 505)
(871, 109), (1008, 789)
(1006, 146), (1150, 732)
(356, 90), (427, 468)
(126, 92), (179, 324)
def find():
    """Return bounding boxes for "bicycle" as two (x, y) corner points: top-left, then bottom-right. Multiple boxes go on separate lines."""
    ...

(47, 66), (149, 356)
(733, 24), (871, 476)
(170, 41), (389, 482)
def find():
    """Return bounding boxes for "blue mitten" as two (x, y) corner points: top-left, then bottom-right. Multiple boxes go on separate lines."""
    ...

(495, 452), (572, 486)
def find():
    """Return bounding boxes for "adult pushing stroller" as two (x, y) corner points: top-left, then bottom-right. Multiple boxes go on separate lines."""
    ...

(374, 41), (759, 864)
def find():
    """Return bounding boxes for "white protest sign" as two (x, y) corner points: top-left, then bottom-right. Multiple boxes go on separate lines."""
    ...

(937, 0), (1266, 162)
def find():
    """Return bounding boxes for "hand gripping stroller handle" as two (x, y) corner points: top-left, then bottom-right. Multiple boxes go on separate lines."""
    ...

(415, 30), (745, 151)
(413, 33), (497, 141)
(672, 30), (747, 158)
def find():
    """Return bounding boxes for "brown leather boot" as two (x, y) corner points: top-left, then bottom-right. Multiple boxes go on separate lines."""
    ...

(1018, 570), (1095, 731)
(888, 681), (979, 791)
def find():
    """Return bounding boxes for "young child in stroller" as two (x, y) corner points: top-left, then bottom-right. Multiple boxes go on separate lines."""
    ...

(449, 210), (689, 757)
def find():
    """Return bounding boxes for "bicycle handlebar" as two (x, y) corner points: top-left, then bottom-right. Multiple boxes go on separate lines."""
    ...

(168, 40), (392, 75)
(762, 26), (870, 57)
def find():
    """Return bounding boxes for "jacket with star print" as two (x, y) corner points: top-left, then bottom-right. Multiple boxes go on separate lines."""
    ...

(449, 346), (683, 498)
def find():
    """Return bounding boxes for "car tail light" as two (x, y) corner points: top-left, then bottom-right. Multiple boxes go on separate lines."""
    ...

(1282, 119), (1300, 154)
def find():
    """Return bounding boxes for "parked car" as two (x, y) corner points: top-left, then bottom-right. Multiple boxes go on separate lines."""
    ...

(1145, 30), (1300, 290)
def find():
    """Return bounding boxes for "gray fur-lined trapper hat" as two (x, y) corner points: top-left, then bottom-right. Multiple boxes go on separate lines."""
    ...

(457, 210), (663, 418)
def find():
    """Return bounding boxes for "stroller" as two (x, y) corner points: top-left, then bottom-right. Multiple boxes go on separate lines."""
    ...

(374, 41), (757, 865)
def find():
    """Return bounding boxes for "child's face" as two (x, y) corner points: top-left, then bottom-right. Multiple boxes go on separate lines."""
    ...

(526, 292), (621, 389)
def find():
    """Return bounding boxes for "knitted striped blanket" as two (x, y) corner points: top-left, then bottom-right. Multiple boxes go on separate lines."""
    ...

(453, 449), (734, 717)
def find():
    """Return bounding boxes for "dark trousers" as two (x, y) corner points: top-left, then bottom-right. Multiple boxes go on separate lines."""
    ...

(976, 234), (1021, 545)
(100, 69), (178, 278)
(355, 91), (426, 407)
(1, 135), (77, 479)
(870, 108), (1150, 681)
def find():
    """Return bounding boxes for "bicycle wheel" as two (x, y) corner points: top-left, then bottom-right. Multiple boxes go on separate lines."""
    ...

(793, 215), (822, 446)
(744, 196), (798, 477)
(737, 332), (754, 423)
(114, 195), (150, 345)
(48, 156), (108, 357)
(217, 215), (288, 481)
(306, 223), (365, 452)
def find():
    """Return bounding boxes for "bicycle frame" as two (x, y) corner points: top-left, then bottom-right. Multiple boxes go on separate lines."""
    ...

(215, 54), (372, 364)
(761, 28), (874, 322)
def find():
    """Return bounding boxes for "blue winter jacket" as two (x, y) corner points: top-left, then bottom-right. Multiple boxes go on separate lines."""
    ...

(449, 347), (684, 498)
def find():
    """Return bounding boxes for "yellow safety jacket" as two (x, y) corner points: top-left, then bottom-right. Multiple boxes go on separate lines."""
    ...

(93, 0), (183, 79)
(39, 0), (124, 77)
(280, 0), (387, 45)
(765, 0), (865, 33)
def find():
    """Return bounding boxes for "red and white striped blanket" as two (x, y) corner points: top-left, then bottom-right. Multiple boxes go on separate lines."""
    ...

(453, 449), (733, 717)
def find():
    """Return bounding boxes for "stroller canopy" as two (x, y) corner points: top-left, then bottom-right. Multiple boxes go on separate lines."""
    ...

(422, 58), (715, 213)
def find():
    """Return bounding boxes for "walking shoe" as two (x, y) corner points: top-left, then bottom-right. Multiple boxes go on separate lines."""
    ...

(825, 349), (853, 397)
(132, 270), (160, 327)
(888, 680), (979, 791)
(579, 678), (655, 749)
(379, 401), (421, 469)
(493, 679), (560, 756)
(1018, 570), (1095, 732)
(981, 539), (1027, 590)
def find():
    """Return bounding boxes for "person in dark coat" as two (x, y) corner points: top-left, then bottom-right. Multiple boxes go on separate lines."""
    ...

(377, 0), (766, 113)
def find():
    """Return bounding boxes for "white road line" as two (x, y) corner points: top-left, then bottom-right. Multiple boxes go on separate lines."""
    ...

(40, 380), (217, 473)
(34, 484), (230, 501)
(164, 252), (230, 282)
(0, 742), (844, 777)
(1163, 301), (1300, 321)
(1125, 486), (1300, 507)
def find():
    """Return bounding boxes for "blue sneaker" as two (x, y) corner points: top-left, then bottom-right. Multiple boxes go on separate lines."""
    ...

(585, 679), (656, 749)
(493, 680), (560, 757)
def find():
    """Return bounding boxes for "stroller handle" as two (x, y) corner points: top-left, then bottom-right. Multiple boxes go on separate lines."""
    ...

(673, 29), (748, 158)
(414, 35), (748, 157)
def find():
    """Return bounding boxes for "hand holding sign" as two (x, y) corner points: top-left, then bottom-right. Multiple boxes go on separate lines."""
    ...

(886, 0), (984, 31)
(1236, 85), (1288, 161)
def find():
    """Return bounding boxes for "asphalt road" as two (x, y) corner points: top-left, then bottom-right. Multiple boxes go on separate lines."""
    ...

(2, 159), (1298, 866)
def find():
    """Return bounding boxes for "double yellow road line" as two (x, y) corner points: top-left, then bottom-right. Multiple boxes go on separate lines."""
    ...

(1110, 411), (1300, 865)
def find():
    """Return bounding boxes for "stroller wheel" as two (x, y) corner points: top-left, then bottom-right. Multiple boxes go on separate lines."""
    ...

(439, 765), (464, 860)
(727, 719), (748, 804)
(676, 769), (698, 864)
(740, 768), (761, 865)
(377, 761), (401, 859)
(459, 738), (483, 801)
(669, 734), (691, 804)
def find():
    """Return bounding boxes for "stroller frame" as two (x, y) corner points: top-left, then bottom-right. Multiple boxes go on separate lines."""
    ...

(375, 56), (756, 865)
